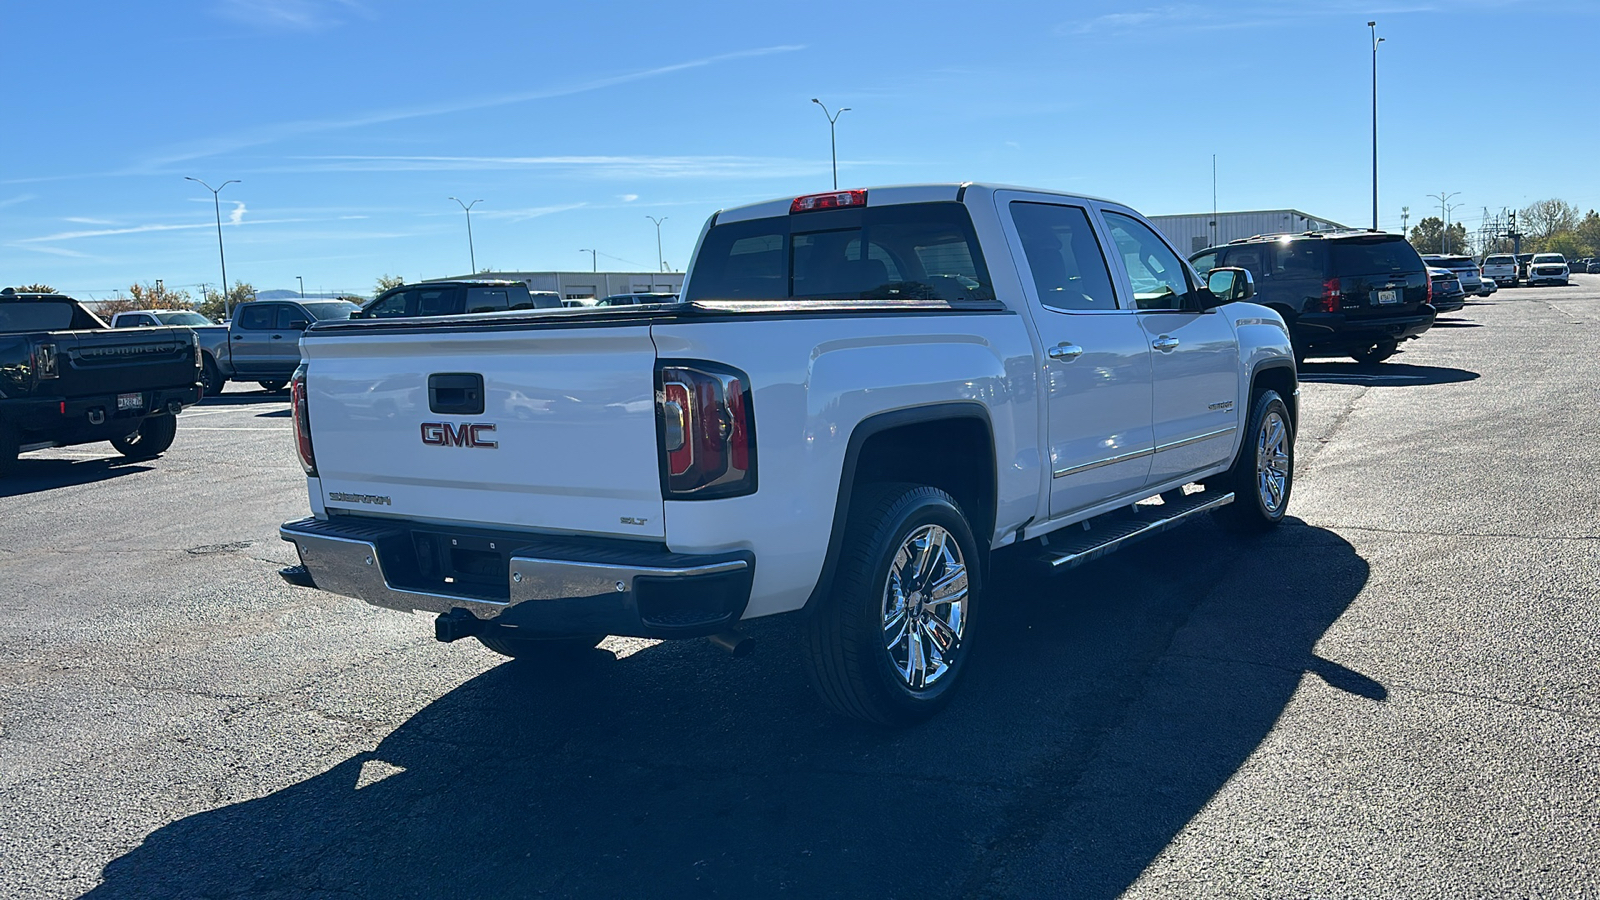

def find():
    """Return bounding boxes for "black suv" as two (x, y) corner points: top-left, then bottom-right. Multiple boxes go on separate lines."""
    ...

(358, 280), (561, 319)
(1191, 231), (1435, 364)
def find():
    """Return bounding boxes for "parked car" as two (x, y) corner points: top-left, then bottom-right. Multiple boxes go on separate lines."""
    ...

(111, 309), (230, 395)
(596, 292), (680, 306)
(1190, 230), (1434, 364)
(1527, 253), (1570, 286)
(1481, 253), (1519, 287)
(358, 280), (562, 320)
(1, 289), (200, 474)
(1426, 267), (1467, 313)
(224, 299), (359, 392)
(1477, 276), (1497, 297)
(1421, 254), (1485, 295)
(278, 183), (1298, 725)
(1589, 260), (1600, 274)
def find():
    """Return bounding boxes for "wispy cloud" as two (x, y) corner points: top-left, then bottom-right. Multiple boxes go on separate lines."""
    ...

(473, 203), (588, 223)
(64, 216), (119, 225)
(227, 201), (246, 225)
(1062, 2), (1442, 34)
(619, 194), (640, 203)
(216, 0), (371, 32)
(0, 193), (35, 209)
(136, 45), (804, 172)
(279, 153), (837, 180)
(7, 244), (92, 258)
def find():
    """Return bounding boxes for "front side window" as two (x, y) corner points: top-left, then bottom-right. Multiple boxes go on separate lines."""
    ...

(276, 306), (308, 330)
(1010, 202), (1119, 312)
(1189, 251), (1219, 276)
(685, 202), (994, 304)
(1103, 211), (1191, 310)
(366, 290), (412, 318)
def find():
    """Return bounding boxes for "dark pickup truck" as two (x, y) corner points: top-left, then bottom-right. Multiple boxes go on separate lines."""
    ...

(0, 289), (201, 474)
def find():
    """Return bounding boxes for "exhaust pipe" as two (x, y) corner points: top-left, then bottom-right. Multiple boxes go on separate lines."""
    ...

(434, 608), (484, 643)
(707, 630), (754, 657)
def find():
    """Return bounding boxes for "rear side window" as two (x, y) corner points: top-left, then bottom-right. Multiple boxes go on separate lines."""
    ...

(0, 303), (78, 332)
(1010, 201), (1118, 311)
(1270, 241), (1325, 277)
(1330, 238), (1424, 274)
(464, 287), (510, 313)
(415, 288), (458, 317)
(236, 305), (275, 330)
(685, 202), (995, 303)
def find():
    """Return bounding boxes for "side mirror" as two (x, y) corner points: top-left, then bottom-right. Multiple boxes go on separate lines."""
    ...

(288, 319), (309, 330)
(1204, 267), (1255, 306)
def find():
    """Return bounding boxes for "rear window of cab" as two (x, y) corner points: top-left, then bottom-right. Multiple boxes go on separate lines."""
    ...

(684, 202), (995, 304)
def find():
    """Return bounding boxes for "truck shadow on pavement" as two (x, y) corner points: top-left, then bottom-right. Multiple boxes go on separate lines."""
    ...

(1297, 361), (1480, 387)
(90, 519), (1372, 899)
(0, 458), (153, 498)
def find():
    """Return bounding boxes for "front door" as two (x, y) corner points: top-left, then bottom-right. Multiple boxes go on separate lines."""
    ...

(272, 305), (311, 374)
(1000, 194), (1155, 519)
(1100, 209), (1241, 485)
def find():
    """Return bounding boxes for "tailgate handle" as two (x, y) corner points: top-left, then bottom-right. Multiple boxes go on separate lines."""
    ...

(429, 373), (485, 415)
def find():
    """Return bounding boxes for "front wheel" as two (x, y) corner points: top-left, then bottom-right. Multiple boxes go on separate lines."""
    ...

(1213, 389), (1294, 533)
(258, 380), (287, 393)
(110, 414), (178, 460)
(802, 483), (980, 726)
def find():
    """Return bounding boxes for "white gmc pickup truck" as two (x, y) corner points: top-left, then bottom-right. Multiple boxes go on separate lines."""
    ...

(280, 183), (1297, 724)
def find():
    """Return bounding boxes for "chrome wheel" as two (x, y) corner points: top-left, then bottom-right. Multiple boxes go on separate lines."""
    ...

(882, 524), (968, 691)
(1255, 410), (1290, 514)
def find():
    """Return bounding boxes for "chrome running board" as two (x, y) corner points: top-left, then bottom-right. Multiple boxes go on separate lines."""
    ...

(1039, 490), (1235, 571)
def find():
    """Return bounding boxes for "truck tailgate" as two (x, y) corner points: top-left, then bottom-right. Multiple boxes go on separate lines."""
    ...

(304, 325), (665, 539)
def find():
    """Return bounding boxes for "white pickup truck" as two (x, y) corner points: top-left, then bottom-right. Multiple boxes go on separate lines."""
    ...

(279, 184), (1298, 724)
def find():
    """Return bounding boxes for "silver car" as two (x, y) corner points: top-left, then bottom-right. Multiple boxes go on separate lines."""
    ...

(1422, 255), (1484, 295)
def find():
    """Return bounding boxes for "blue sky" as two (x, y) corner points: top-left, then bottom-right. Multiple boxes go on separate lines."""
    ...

(3, 0), (1595, 299)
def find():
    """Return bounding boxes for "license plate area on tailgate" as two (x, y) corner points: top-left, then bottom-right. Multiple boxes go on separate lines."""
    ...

(1374, 289), (1399, 305)
(411, 529), (510, 598)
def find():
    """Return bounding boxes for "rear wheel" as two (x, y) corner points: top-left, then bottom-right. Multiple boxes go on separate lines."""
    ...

(200, 357), (225, 396)
(258, 380), (287, 393)
(802, 483), (980, 726)
(1352, 339), (1397, 366)
(0, 424), (19, 477)
(110, 414), (178, 460)
(1213, 389), (1293, 533)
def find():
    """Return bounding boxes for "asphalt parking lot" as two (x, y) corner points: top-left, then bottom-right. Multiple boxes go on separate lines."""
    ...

(3, 280), (1598, 899)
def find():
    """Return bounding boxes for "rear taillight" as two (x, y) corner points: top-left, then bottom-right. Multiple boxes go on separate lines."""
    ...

(1318, 277), (1342, 313)
(291, 365), (316, 476)
(34, 342), (58, 380)
(656, 361), (756, 499)
(1426, 277), (1435, 303)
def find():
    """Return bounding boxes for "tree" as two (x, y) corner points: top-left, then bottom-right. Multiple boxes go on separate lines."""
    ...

(373, 274), (404, 295)
(197, 280), (256, 322)
(1520, 199), (1580, 242)
(1576, 210), (1600, 259)
(9, 283), (57, 293)
(98, 281), (195, 317)
(1408, 217), (1470, 256)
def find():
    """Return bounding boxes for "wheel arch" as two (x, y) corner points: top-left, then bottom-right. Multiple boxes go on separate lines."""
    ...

(1250, 361), (1298, 431)
(803, 402), (997, 613)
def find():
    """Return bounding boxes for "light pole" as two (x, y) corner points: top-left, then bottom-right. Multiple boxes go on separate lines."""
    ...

(579, 249), (597, 273)
(296, 275), (304, 299)
(810, 98), (850, 190)
(185, 176), (240, 317)
(1428, 191), (1464, 254)
(645, 216), (668, 272)
(1369, 22), (1384, 231)
(448, 197), (482, 273)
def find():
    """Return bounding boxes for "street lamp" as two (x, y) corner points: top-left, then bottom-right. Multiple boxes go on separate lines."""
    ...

(448, 197), (483, 273)
(579, 249), (597, 272)
(1428, 191), (1464, 254)
(296, 275), (304, 299)
(810, 98), (851, 190)
(1369, 22), (1384, 231)
(645, 216), (668, 273)
(185, 176), (240, 317)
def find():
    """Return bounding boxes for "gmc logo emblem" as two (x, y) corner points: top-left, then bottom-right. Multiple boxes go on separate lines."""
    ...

(420, 422), (498, 449)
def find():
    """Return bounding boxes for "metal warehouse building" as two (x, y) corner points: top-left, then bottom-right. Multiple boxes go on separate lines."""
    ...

(1149, 209), (1349, 256)
(436, 271), (684, 302)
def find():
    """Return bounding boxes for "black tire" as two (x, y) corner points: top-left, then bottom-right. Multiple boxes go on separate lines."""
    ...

(110, 414), (178, 460)
(1213, 389), (1293, 533)
(258, 380), (287, 393)
(1352, 339), (1397, 367)
(200, 356), (225, 397)
(0, 423), (19, 477)
(802, 483), (981, 726)
(476, 630), (605, 660)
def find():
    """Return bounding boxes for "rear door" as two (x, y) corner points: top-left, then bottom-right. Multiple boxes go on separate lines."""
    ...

(229, 304), (279, 375)
(998, 192), (1156, 517)
(304, 322), (667, 539)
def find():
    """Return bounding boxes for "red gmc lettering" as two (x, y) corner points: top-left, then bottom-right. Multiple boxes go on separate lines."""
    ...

(419, 422), (498, 448)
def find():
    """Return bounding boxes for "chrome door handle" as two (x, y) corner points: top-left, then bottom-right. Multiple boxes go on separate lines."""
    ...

(1152, 336), (1180, 352)
(1047, 342), (1084, 362)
